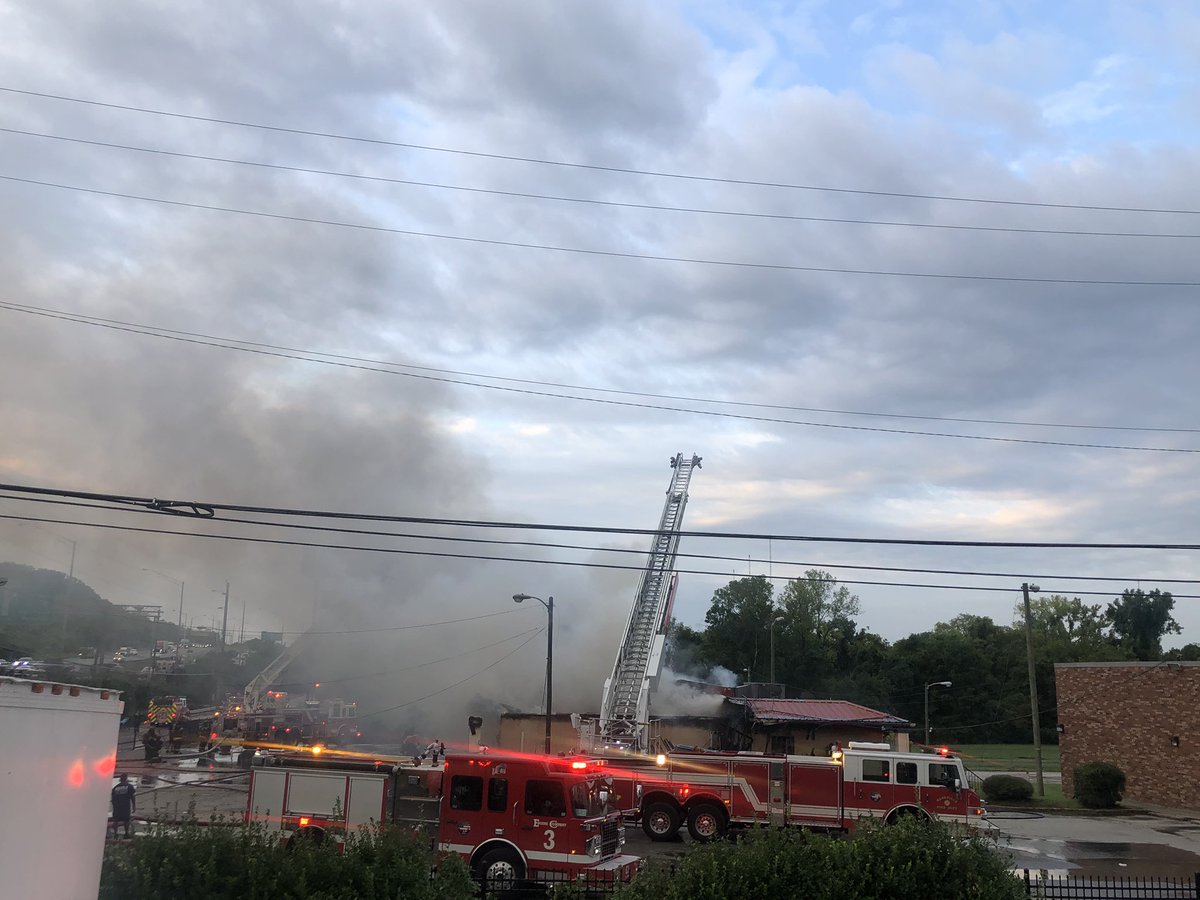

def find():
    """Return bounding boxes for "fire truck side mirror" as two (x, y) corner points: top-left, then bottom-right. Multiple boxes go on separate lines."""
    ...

(953, 778), (962, 793)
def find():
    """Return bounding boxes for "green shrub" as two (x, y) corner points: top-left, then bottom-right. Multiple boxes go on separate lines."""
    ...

(616, 819), (1023, 900)
(1073, 762), (1126, 809)
(99, 819), (474, 900)
(981, 774), (1034, 803)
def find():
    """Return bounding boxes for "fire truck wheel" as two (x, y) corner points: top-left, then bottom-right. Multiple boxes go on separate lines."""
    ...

(286, 826), (326, 850)
(641, 801), (682, 840)
(686, 803), (727, 842)
(473, 845), (525, 887)
(886, 806), (928, 825)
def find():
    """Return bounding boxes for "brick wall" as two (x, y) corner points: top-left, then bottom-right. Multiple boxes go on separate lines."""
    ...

(1056, 663), (1200, 809)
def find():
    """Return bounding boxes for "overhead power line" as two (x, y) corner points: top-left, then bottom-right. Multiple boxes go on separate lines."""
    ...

(4, 482), (1200, 550)
(5, 490), (1195, 587)
(1, 509), (1194, 598)
(6, 174), (1200, 288)
(5, 126), (1200, 240)
(1, 299), (1194, 436)
(4, 85), (1200, 215)
(1, 302), (1195, 454)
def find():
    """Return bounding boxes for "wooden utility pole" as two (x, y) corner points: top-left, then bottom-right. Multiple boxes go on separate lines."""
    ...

(1022, 582), (1045, 797)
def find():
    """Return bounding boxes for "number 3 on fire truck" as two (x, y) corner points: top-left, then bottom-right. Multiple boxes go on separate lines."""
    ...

(543, 829), (556, 850)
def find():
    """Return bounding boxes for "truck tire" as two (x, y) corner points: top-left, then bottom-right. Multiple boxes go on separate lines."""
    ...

(473, 845), (525, 890)
(686, 803), (727, 842)
(642, 801), (682, 840)
(286, 826), (326, 850)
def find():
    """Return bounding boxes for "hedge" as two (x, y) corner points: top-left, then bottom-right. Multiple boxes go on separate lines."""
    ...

(616, 818), (1023, 900)
(1073, 762), (1126, 809)
(981, 774), (1034, 803)
(99, 819), (473, 900)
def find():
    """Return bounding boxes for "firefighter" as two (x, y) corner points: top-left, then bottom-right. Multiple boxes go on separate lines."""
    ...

(142, 727), (162, 762)
(109, 773), (136, 839)
(422, 739), (445, 765)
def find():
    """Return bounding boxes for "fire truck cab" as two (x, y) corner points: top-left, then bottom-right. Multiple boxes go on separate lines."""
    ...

(247, 751), (640, 886)
(612, 742), (989, 841)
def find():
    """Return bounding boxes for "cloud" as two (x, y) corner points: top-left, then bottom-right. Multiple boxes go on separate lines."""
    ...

(3, 0), (1200, 745)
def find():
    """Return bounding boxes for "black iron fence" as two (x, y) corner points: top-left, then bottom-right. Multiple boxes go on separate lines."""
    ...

(1023, 870), (1199, 899)
(475, 869), (629, 898)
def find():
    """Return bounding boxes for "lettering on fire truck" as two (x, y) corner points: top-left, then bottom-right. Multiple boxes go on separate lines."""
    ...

(245, 750), (640, 884)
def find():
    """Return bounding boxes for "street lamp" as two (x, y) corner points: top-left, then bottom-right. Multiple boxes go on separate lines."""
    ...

(924, 680), (952, 745)
(769, 615), (785, 685)
(143, 567), (185, 661)
(513, 593), (554, 754)
(211, 582), (230, 652)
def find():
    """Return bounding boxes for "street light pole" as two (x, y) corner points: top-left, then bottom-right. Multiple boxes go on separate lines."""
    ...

(220, 582), (230, 653)
(1022, 581), (1045, 797)
(924, 680), (952, 745)
(513, 593), (554, 754)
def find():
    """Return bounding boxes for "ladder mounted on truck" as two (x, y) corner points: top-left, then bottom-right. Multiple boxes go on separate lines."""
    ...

(597, 453), (701, 752)
(242, 627), (318, 715)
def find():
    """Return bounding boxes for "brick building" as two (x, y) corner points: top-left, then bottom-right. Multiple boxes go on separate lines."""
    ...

(1055, 662), (1200, 809)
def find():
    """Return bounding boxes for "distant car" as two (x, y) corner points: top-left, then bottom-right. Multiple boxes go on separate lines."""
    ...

(112, 653), (126, 664)
(125, 648), (140, 657)
(10, 658), (46, 677)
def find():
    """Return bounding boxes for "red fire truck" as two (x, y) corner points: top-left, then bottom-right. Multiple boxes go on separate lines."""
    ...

(601, 741), (989, 841)
(246, 750), (640, 886)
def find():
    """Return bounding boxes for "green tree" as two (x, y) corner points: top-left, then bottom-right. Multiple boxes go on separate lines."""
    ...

(881, 615), (1031, 744)
(775, 569), (862, 692)
(1106, 588), (1180, 659)
(1018, 594), (1115, 657)
(701, 576), (775, 680)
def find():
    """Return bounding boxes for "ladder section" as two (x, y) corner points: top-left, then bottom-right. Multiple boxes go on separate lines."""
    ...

(599, 453), (701, 749)
(243, 628), (316, 714)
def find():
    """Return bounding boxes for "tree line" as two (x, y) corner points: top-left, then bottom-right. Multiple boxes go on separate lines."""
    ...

(667, 571), (1194, 744)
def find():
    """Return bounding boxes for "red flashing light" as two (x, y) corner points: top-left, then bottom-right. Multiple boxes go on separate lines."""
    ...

(571, 761), (588, 770)
(210, 732), (218, 740)
(93, 753), (117, 778)
(938, 747), (950, 757)
(299, 817), (310, 827)
(67, 759), (85, 788)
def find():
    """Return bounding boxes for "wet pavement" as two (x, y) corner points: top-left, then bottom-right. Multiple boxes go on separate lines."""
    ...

(992, 811), (1200, 877)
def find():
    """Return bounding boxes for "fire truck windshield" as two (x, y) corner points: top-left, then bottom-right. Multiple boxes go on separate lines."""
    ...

(570, 777), (614, 817)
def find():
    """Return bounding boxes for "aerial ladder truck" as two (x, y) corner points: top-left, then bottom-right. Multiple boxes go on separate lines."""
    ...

(588, 453), (701, 753)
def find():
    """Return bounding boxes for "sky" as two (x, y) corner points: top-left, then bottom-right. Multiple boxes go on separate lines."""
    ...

(1, 1), (1198, 736)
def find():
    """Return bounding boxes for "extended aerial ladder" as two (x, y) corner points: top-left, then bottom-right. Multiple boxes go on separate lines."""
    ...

(596, 453), (701, 752)
(242, 628), (318, 716)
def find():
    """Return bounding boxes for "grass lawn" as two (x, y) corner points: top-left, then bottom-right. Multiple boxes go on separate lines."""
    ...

(949, 743), (1061, 773)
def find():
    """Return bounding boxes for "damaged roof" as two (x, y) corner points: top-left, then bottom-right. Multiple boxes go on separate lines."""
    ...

(734, 698), (912, 728)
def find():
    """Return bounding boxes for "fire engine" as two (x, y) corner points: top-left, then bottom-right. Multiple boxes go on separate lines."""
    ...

(246, 750), (640, 886)
(600, 742), (989, 841)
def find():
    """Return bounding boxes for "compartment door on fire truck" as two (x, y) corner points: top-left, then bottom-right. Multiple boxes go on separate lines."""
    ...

(786, 759), (842, 828)
(845, 755), (894, 819)
(728, 760), (784, 826)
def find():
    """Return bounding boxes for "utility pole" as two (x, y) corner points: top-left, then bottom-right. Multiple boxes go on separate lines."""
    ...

(240, 594), (246, 645)
(1022, 582), (1045, 797)
(220, 581), (230, 653)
